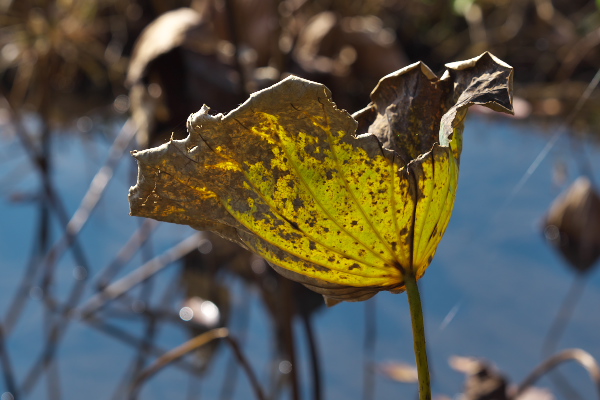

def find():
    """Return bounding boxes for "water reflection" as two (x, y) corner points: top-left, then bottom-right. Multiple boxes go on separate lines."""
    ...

(1, 113), (599, 399)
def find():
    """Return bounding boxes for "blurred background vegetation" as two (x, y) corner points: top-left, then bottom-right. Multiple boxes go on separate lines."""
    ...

(2, 0), (600, 132)
(1, 0), (600, 399)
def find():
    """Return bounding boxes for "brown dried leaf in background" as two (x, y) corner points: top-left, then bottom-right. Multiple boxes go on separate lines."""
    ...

(127, 6), (243, 148)
(378, 361), (419, 383)
(514, 387), (555, 400)
(450, 356), (557, 400)
(126, 8), (213, 87)
(543, 176), (600, 273)
(293, 11), (407, 78)
(450, 356), (509, 400)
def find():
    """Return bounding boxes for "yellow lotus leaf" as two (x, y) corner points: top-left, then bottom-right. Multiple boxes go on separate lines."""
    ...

(129, 52), (513, 305)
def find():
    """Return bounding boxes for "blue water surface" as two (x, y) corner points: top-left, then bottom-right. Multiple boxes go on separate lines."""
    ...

(1, 114), (599, 400)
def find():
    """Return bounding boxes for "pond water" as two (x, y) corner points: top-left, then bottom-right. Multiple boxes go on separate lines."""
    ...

(1, 113), (599, 400)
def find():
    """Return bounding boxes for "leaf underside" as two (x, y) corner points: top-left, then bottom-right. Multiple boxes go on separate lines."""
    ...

(129, 52), (513, 303)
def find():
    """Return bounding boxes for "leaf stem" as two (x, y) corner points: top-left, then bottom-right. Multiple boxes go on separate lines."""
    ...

(404, 269), (431, 400)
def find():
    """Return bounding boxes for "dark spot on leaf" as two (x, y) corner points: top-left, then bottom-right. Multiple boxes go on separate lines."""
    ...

(358, 249), (366, 256)
(313, 265), (330, 272)
(391, 241), (397, 251)
(430, 225), (438, 239)
(427, 255), (433, 264)
(328, 256), (335, 262)
(281, 215), (300, 231)
(399, 227), (408, 236)
(351, 220), (358, 226)
(309, 241), (317, 250)
(393, 261), (406, 274)
(349, 263), (361, 270)
(293, 197), (304, 210)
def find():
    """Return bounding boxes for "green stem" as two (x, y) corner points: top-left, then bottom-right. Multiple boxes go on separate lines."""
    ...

(405, 269), (431, 400)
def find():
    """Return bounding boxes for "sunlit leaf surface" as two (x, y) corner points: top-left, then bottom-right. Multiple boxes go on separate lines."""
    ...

(129, 52), (513, 304)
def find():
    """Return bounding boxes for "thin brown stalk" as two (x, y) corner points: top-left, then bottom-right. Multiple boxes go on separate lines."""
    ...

(281, 278), (301, 400)
(84, 317), (204, 375)
(127, 327), (267, 400)
(129, 328), (230, 396)
(78, 233), (205, 318)
(20, 315), (64, 394)
(219, 287), (253, 400)
(224, 0), (248, 95)
(514, 348), (600, 399)
(40, 117), (137, 291)
(224, 335), (267, 400)
(95, 218), (159, 291)
(301, 311), (322, 400)
(363, 298), (376, 400)
(0, 94), (93, 332)
(125, 219), (159, 400)
(0, 324), (18, 398)
(541, 276), (587, 400)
